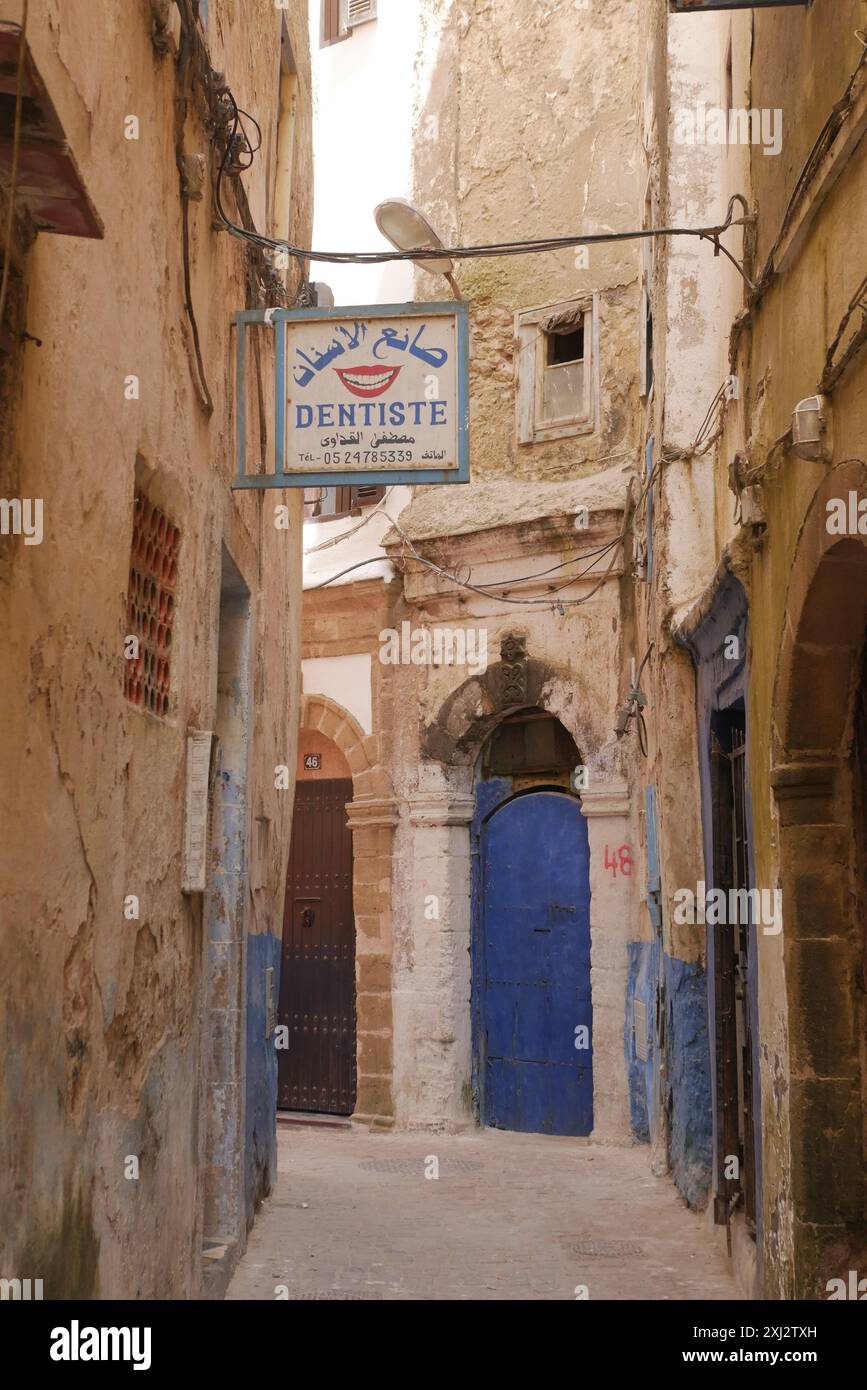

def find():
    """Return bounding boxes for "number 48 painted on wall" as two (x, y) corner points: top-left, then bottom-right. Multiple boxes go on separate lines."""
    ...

(603, 844), (633, 879)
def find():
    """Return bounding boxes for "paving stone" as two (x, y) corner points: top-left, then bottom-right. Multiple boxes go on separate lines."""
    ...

(226, 1125), (740, 1302)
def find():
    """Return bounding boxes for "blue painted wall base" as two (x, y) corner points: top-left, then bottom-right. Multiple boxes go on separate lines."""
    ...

(663, 954), (713, 1210)
(244, 931), (282, 1229)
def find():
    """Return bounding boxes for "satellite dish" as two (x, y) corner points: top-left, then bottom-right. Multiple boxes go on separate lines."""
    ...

(374, 199), (455, 276)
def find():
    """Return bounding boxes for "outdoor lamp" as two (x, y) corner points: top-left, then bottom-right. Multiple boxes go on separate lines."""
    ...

(791, 394), (831, 462)
(374, 199), (462, 298)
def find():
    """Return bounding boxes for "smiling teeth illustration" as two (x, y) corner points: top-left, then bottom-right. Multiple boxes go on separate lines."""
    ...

(342, 370), (394, 388)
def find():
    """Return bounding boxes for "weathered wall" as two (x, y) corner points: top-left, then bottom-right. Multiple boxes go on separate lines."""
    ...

(413, 0), (642, 481)
(0, 0), (312, 1297)
(736, 1), (867, 1299)
(646, 0), (867, 1297)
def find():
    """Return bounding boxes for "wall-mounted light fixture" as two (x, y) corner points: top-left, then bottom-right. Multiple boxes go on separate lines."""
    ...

(791, 394), (831, 462)
(374, 199), (462, 299)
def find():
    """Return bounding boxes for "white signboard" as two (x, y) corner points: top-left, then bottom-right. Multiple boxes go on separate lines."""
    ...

(182, 731), (213, 894)
(285, 306), (464, 475)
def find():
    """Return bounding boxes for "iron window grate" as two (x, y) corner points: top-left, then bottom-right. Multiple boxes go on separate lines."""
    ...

(125, 490), (180, 717)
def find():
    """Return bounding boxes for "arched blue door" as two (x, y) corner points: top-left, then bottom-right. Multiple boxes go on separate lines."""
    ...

(479, 790), (592, 1135)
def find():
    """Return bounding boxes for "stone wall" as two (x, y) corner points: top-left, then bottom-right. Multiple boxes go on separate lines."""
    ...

(0, 0), (312, 1298)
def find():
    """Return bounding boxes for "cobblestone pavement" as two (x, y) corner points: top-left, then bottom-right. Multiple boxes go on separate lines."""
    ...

(226, 1123), (740, 1301)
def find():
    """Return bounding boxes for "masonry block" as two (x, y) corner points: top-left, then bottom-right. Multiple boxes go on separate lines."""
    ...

(787, 938), (858, 1078)
(789, 1077), (862, 1226)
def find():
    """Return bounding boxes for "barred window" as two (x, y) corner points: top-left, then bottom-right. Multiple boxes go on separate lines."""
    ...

(125, 490), (180, 717)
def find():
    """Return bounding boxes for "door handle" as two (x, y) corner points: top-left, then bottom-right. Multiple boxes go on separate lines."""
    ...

(301, 906), (315, 930)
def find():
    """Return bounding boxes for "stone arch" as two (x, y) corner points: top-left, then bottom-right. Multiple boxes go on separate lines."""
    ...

(771, 459), (867, 1296)
(300, 693), (375, 783)
(419, 632), (603, 775)
(298, 692), (397, 1127)
(405, 635), (634, 1141)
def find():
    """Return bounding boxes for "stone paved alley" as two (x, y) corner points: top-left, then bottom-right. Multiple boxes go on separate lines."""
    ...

(226, 1124), (739, 1302)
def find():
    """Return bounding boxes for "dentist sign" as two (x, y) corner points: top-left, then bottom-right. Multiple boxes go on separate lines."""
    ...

(232, 301), (470, 490)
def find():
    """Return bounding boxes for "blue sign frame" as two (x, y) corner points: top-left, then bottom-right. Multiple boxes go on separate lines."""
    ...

(232, 301), (470, 490)
(670, 1), (808, 10)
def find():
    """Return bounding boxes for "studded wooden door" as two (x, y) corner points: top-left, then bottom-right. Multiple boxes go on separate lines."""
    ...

(277, 779), (356, 1114)
(479, 790), (593, 1135)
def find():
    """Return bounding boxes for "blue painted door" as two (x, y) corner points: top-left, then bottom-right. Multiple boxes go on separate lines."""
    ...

(479, 791), (592, 1135)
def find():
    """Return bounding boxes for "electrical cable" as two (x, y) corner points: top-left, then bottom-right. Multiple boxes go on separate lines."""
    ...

(753, 36), (867, 298)
(210, 104), (755, 288)
(303, 485), (397, 553)
(306, 457), (661, 608)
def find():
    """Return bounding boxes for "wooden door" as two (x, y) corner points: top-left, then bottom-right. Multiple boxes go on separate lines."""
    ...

(277, 779), (356, 1114)
(478, 790), (593, 1135)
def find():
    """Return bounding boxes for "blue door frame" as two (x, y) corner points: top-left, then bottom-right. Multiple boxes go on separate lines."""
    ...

(471, 782), (593, 1136)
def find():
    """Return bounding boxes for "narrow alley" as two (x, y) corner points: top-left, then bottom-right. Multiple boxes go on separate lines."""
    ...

(226, 1126), (738, 1302)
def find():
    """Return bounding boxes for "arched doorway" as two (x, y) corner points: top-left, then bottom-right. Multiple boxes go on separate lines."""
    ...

(772, 460), (867, 1294)
(472, 710), (593, 1136)
(278, 729), (356, 1115)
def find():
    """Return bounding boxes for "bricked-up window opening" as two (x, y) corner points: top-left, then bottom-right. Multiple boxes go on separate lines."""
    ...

(483, 708), (580, 779)
(304, 483), (385, 522)
(125, 491), (180, 717)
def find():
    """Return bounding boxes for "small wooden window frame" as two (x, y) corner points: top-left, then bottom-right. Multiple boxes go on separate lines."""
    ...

(304, 483), (385, 523)
(515, 295), (598, 444)
(321, 0), (348, 47)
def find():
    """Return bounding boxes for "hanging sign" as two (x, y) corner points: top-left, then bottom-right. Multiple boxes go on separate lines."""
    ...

(233, 301), (470, 490)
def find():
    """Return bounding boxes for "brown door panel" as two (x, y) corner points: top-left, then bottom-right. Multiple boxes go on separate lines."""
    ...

(277, 779), (356, 1114)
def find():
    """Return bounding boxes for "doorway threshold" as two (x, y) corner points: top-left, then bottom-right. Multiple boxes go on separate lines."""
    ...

(277, 1110), (352, 1130)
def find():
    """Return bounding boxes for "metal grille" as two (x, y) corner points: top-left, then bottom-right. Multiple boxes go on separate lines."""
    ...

(730, 726), (756, 1231)
(711, 717), (756, 1237)
(633, 999), (650, 1062)
(125, 490), (180, 716)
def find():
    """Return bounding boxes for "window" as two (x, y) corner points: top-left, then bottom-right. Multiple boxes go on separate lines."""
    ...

(321, 1), (378, 47)
(304, 484), (385, 522)
(0, 28), (101, 240)
(515, 297), (596, 443)
(125, 490), (180, 717)
(342, 0), (378, 30)
(321, 0), (345, 46)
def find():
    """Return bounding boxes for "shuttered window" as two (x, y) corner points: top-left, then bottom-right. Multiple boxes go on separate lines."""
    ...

(321, 0), (345, 46)
(304, 484), (385, 522)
